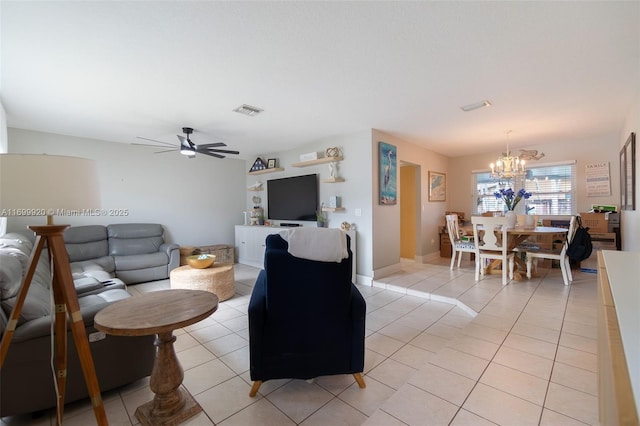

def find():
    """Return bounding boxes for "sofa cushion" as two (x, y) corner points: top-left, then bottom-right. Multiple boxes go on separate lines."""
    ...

(0, 233), (34, 274)
(64, 225), (109, 262)
(107, 223), (165, 256)
(70, 257), (116, 277)
(0, 254), (24, 300)
(1, 281), (52, 324)
(113, 252), (168, 271)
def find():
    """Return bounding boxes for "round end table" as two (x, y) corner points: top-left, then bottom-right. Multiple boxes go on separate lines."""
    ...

(170, 264), (235, 301)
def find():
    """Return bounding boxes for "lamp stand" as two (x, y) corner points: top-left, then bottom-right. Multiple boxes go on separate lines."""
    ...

(0, 224), (107, 425)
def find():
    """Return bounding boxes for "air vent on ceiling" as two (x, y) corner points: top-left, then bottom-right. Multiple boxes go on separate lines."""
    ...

(460, 100), (492, 112)
(233, 104), (263, 116)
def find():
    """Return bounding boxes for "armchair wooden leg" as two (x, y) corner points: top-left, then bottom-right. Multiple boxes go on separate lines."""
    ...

(353, 373), (366, 389)
(249, 380), (262, 397)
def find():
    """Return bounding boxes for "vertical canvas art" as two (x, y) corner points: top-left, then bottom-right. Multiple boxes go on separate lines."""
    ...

(379, 142), (397, 205)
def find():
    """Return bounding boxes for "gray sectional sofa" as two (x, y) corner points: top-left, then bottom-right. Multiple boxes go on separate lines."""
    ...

(65, 223), (180, 284)
(0, 223), (179, 417)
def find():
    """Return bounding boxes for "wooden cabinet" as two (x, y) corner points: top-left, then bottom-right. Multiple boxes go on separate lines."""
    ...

(597, 251), (639, 425)
(440, 233), (452, 258)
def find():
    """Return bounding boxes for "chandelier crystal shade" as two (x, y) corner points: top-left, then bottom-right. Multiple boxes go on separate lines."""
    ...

(490, 131), (526, 179)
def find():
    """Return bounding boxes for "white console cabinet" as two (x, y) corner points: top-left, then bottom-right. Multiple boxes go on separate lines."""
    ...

(235, 225), (356, 282)
(235, 225), (281, 268)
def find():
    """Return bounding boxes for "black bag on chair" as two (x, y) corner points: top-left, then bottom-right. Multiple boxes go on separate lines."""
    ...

(567, 216), (593, 261)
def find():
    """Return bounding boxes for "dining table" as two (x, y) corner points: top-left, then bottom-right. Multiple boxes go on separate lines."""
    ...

(461, 224), (570, 280)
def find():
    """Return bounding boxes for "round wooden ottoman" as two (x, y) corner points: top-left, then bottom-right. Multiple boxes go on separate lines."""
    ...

(170, 264), (235, 301)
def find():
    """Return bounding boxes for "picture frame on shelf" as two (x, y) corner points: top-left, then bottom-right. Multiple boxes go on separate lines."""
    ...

(428, 171), (446, 202)
(267, 158), (277, 169)
(620, 132), (636, 210)
(250, 157), (267, 172)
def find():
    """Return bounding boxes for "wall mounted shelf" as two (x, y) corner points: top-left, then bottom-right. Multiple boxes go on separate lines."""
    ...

(322, 207), (345, 212)
(248, 167), (284, 175)
(291, 156), (343, 167)
(322, 177), (345, 183)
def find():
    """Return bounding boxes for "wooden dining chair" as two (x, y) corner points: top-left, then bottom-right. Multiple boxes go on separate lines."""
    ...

(471, 216), (515, 285)
(445, 214), (476, 270)
(525, 216), (577, 285)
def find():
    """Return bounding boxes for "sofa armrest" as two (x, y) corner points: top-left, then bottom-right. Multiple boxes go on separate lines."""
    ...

(161, 243), (180, 271)
(160, 242), (179, 256)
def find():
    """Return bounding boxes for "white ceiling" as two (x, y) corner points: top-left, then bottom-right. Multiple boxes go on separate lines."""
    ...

(2, 1), (639, 159)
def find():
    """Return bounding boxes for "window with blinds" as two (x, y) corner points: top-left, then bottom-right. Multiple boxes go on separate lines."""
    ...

(472, 161), (577, 215)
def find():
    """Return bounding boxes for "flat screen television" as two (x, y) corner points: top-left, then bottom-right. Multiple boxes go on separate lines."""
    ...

(267, 174), (318, 221)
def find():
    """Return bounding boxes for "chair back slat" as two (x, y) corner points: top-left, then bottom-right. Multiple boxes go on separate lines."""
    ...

(445, 214), (461, 244)
(471, 216), (509, 253)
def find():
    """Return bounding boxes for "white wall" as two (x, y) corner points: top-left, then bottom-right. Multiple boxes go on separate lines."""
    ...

(620, 87), (640, 252)
(371, 129), (449, 276)
(6, 128), (246, 246)
(0, 103), (7, 235)
(448, 133), (622, 218)
(244, 130), (374, 280)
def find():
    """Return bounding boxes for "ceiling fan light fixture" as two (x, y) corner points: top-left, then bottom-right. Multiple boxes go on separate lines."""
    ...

(180, 146), (195, 156)
(233, 104), (263, 116)
(460, 100), (492, 112)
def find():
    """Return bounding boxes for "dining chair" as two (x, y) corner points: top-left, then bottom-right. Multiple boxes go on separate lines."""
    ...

(525, 215), (577, 285)
(445, 214), (476, 270)
(471, 216), (515, 285)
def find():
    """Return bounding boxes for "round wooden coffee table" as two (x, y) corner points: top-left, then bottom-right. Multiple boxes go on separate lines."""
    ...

(94, 289), (218, 426)
(170, 264), (235, 301)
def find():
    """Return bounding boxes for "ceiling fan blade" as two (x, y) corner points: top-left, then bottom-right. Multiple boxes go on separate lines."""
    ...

(201, 148), (240, 155)
(197, 142), (227, 148)
(136, 136), (177, 147)
(133, 142), (179, 149)
(153, 149), (179, 154)
(200, 151), (226, 159)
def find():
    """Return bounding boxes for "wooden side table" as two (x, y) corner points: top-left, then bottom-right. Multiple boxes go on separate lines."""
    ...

(94, 289), (218, 426)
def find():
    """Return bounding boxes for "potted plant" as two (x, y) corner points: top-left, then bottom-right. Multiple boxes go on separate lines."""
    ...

(316, 206), (327, 228)
(493, 188), (532, 228)
(256, 212), (265, 226)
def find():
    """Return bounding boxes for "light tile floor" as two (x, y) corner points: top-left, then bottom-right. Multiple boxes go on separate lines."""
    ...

(1, 257), (600, 425)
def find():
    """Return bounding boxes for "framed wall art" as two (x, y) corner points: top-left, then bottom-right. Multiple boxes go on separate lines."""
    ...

(378, 142), (397, 205)
(428, 171), (446, 202)
(620, 132), (636, 210)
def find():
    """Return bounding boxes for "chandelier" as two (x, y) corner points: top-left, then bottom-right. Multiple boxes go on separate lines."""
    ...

(490, 130), (526, 179)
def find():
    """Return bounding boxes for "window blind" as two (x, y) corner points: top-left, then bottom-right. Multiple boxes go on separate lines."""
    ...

(472, 161), (577, 215)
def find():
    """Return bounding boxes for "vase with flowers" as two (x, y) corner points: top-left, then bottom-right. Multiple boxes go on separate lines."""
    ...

(494, 188), (532, 228)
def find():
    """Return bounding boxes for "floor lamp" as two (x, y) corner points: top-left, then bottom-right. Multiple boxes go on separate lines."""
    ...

(0, 154), (107, 425)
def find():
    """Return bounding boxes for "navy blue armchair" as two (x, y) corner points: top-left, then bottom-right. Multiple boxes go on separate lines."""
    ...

(248, 232), (366, 396)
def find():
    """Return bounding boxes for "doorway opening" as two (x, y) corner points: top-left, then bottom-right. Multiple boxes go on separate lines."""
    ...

(400, 163), (421, 260)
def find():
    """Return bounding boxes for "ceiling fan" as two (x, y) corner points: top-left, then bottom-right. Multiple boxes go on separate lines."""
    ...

(134, 127), (240, 159)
